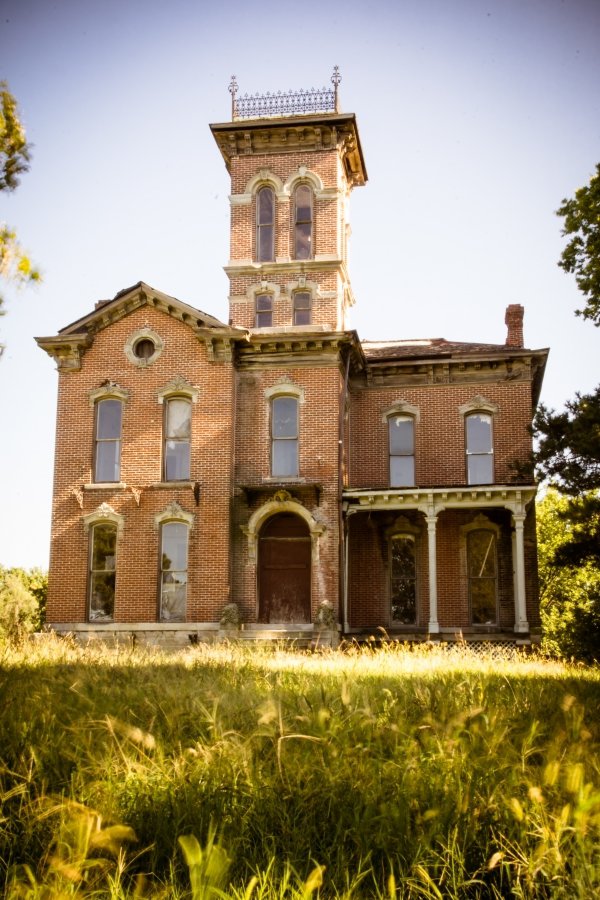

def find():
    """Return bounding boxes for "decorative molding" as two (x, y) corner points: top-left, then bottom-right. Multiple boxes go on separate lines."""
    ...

(71, 487), (84, 509)
(124, 326), (164, 367)
(130, 486), (142, 507)
(157, 376), (199, 404)
(246, 281), (282, 304)
(241, 499), (325, 564)
(460, 513), (500, 538)
(154, 501), (194, 529)
(88, 382), (129, 408)
(381, 400), (420, 424)
(458, 395), (499, 417)
(385, 515), (421, 539)
(273, 489), (293, 502)
(283, 166), (325, 197)
(264, 378), (305, 402)
(82, 503), (124, 534)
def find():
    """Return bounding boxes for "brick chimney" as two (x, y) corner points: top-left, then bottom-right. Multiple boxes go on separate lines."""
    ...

(505, 304), (524, 348)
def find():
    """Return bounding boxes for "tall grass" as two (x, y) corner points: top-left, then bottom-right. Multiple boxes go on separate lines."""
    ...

(1, 636), (599, 897)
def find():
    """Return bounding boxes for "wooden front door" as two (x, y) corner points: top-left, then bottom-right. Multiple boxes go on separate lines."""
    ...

(258, 513), (311, 623)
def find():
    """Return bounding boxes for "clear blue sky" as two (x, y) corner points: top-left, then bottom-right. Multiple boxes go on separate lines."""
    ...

(1, 0), (599, 569)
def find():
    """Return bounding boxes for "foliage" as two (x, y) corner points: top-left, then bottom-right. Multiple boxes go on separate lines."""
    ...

(0, 82), (40, 347)
(1, 639), (599, 898)
(537, 490), (600, 663)
(557, 162), (600, 326)
(0, 566), (46, 640)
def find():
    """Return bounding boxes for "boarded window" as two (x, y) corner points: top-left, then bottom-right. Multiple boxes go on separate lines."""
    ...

(164, 398), (191, 481)
(466, 413), (493, 484)
(294, 185), (312, 260)
(160, 522), (188, 622)
(257, 186), (275, 262)
(468, 529), (497, 624)
(94, 399), (122, 483)
(389, 415), (415, 487)
(390, 535), (417, 624)
(271, 396), (299, 477)
(89, 522), (117, 621)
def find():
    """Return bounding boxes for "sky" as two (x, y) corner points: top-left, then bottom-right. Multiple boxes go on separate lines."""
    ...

(1, 0), (599, 569)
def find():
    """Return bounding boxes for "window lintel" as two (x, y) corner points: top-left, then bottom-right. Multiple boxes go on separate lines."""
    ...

(157, 377), (199, 404)
(155, 501), (194, 529)
(381, 400), (420, 424)
(82, 503), (124, 534)
(459, 396), (498, 417)
(88, 383), (129, 407)
(264, 381), (305, 403)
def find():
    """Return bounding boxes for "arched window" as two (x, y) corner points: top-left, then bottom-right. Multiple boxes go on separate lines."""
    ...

(389, 415), (415, 487)
(256, 186), (275, 262)
(466, 413), (493, 484)
(390, 534), (417, 624)
(160, 521), (188, 622)
(271, 396), (299, 477)
(164, 397), (191, 481)
(89, 522), (117, 621)
(467, 529), (498, 625)
(94, 398), (123, 483)
(293, 184), (313, 260)
(293, 291), (311, 326)
(255, 292), (273, 327)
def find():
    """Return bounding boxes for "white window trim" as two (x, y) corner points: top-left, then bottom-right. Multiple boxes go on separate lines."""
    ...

(88, 383), (129, 407)
(155, 501), (194, 529)
(82, 503), (124, 534)
(157, 376), (199, 404)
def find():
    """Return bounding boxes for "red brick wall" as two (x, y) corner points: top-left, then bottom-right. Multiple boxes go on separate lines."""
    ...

(47, 305), (234, 624)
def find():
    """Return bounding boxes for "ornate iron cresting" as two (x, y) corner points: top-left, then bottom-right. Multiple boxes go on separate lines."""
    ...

(228, 67), (341, 120)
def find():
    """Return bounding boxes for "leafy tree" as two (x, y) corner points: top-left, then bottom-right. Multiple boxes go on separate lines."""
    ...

(556, 162), (600, 326)
(537, 490), (600, 663)
(0, 81), (40, 349)
(0, 565), (47, 642)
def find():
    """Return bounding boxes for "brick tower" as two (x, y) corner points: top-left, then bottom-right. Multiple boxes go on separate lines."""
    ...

(210, 69), (367, 332)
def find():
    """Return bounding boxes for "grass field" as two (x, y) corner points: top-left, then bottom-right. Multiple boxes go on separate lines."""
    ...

(0, 636), (599, 898)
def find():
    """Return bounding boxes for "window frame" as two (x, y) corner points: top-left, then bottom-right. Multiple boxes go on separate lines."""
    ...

(93, 397), (123, 484)
(292, 291), (311, 326)
(159, 520), (189, 623)
(163, 396), (192, 483)
(465, 411), (494, 485)
(256, 185), (275, 262)
(88, 521), (118, 623)
(293, 184), (313, 260)
(389, 532), (418, 626)
(255, 292), (273, 328)
(466, 528), (499, 626)
(388, 414), (416, 488)
(271, 394), (299, 478)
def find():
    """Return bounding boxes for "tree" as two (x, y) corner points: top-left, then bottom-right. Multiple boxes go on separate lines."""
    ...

(556, 162), (600, 326)
(0, 565), (47, 642)
(0, 81), (40, 349)
(537, 490), (600, 663)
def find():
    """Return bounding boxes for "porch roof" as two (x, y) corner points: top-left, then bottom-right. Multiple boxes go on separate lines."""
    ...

(342, 484), (538, 517)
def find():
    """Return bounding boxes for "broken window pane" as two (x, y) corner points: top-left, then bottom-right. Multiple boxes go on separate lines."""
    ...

(468, 530), (497, 624)
(160, 522), (188, 622)
(89, 523), (117, 621)
(164, 399), (191, 481)
(391, 535), (417, 624)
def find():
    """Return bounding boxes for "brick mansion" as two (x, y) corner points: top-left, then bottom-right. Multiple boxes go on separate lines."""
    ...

(36, 73), (548, 646)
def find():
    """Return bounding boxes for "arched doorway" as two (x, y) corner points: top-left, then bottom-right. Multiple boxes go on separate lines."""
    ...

(258, 513), (311, 623)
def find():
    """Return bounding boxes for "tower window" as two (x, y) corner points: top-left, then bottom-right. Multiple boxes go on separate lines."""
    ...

(294, 185), (313, 260)
(257, 186), (275, 262)
(256, 293), (273, 327)
(293, 291), (311, 326)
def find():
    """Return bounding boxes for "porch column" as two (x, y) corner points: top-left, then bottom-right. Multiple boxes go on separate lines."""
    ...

(425, 514), (440, 634)
(512, 512), (529, 633)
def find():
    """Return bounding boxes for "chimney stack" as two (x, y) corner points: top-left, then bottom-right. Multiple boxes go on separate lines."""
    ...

(505, 304), (524, 348)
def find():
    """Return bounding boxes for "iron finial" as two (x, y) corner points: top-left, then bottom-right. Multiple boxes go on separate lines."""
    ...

(331, 65), (341, 111)
(228, 74), (238, 119)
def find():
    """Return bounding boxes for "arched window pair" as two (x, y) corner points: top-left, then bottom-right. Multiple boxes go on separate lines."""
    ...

(93, 397), (192, 484)
(87, 517), (190, 624)
(256, 184), (313, 263)
(255, 290), (311, 328)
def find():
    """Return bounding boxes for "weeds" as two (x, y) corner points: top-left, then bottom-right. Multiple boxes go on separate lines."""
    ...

(0, 635), (599, 897)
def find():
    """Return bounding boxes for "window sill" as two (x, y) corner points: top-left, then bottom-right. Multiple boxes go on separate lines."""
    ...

(150, 482), (194, 490)
(84, 483), (127, 490)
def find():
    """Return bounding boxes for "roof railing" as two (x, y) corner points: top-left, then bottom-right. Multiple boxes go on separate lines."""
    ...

(228, 67), (341, 120)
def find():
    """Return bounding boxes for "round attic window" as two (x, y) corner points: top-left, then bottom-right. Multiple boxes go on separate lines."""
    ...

(133, 338), (155, 360)
(124, 327), (164, 367)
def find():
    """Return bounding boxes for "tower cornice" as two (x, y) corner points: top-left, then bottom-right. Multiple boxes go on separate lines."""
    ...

(210, 113), (367, 187)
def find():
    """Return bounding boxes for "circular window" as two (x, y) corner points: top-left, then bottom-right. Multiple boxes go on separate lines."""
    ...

(124, 327), (164, 367)
(133, 338), (155, 360)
